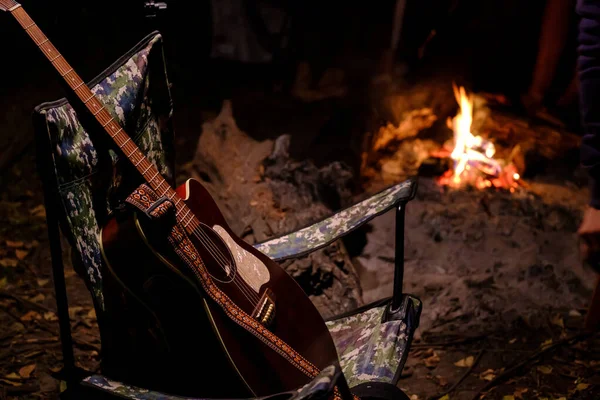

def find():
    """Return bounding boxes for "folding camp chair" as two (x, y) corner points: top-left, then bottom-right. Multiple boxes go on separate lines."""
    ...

(32, 30), (422, 400)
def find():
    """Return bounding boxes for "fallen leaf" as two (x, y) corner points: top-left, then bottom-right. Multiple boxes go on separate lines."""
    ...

(556, 398), (566, 400)
(540, 339), (553, 349)
(409, 395), (419, 400)
(509, 338), (517, 344)
(68, 306), (83, 319)
(501, 396), (514, 400)
(438, 395), (449, 400)
(15, 249), (29, 260)
(513, 387), (528, 399)
(87, 308), (96, 319)
(0, 276), (7, 290)
(43, 311), (58, 321)
(30, 205), (46, 218)
(90, 350), (99, 357)
(0, 258), (18, 267)
(537, 365), (553, 374)
(29, 293), (45, 302)
(10, 322), (25, 332)
(569, 309), (582, 317)
(19, 364), (36, 378)
(37, 278), (49, 287)
(25, 240), (39, 249)
(4, 372), (21, 380)
(479, 369), (496, 381)
(49, 366), (61, 374)
(0, 378), (22, 386)
(551, 315), (564, 328)
(20, 310), (41, 321)
(454, 356), (474, 368)
(424, 351), (441, 368)
(435, 375), (448, 387)
(6, 240), (24, 248)
(576, 383), (589, 391)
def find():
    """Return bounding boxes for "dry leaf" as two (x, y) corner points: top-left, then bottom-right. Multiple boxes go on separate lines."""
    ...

(454, 356), (474, 368)
(6, 240), (24, 248)
(19, 364), (36, 378)
(556, 398), (566, 400)
(5, 372), (21, 380)
(43, 311), (58, 321)
(68, 306), (83, 319)
(540, 339), (553, 349)
(512, 388), (528, 399)
(435, 375), (448, 387)
(551, 315), (564, 328)
(87, 308), (96, 319)
(569, 309), (582, 317)
(0, 258), (18, 267)
(0, 378), (22, 386)
(479, 369), (496, 381)
(576, 383), (589, 391)
(0, 276), (7, 290)
(37, 278), (49, 287)
(509, 338), (517, 344)
(30, 205), (46, 218)
(25, 240), (39, 249)
(29, 293), (45, 302)
(49, 366), (62, 374)
(502, 396), (515, 400)
(536, 365), (553, 374)
(15, 249), (29, 260)
(10, 322), (25, 332)
(438, 395), (450, 400)
(20, 310), (41, 321)
(424, 351), (441, 368)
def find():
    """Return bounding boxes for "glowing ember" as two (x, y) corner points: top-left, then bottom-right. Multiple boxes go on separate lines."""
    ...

(437, 83), (521, 190)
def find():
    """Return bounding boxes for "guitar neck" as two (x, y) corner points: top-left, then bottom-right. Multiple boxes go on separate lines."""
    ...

(10, 5), (196, 230)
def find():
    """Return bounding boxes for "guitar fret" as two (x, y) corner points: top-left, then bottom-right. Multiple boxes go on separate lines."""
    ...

(83, 94), (94, 104)
(181, 209), (191, 222)
(134, 158), (144, 167)
(142, 164), (153, 174)
(38, 38), (49, 46)
(24, 22), (35, 30)
(8, 4), (22, 11)
(61, 68), (73, 77)
(121, 137), (131, 147)
(102, 118), (114, 128)
(49, 54), (61, 62)
(92, 108), (103, 116)
(149, 171), (159, 181)
(73, 81), (84, 90)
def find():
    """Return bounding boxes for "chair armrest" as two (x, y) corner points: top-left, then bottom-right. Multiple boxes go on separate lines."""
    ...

(253, 178), (417, 261)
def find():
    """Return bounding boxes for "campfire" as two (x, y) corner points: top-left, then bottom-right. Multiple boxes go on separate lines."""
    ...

(436, 84), (522, 191)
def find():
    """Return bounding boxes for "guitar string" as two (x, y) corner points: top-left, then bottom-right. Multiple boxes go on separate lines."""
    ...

(189, 225), (261, 305)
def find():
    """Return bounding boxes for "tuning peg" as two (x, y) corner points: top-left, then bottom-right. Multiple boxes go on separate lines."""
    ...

(144, 1), (167, 18)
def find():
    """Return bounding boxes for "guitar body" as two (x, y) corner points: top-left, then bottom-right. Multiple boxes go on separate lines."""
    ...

(100, 178), (340, 397)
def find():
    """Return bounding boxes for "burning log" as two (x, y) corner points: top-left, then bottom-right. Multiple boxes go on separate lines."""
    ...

(435, 84), (523, 191)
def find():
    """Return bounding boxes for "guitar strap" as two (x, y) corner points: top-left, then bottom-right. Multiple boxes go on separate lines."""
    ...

(124, 184), (357, 400)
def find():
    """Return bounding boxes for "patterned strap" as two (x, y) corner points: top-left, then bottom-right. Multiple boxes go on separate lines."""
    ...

(125, 184), (356, 400)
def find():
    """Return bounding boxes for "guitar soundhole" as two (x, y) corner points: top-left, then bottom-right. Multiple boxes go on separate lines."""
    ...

(191, 223), (237, 283)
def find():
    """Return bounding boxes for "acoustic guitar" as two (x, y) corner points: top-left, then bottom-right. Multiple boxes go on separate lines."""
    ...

(1, 1), (341, 397)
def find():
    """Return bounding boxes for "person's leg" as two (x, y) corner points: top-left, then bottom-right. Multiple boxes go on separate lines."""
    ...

(522, 0), (574, 113)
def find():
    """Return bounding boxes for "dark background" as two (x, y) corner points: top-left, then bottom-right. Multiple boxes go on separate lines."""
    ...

(0, 0), (579, 172)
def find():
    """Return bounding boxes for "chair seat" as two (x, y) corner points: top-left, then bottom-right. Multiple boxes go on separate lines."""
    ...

(79, 296), (421, 399)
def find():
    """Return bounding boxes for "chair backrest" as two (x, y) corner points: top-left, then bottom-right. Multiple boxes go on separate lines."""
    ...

(32, 30), (175, 319)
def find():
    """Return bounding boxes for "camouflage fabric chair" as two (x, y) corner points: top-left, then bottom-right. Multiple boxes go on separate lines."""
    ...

(32, 30), (422, 400)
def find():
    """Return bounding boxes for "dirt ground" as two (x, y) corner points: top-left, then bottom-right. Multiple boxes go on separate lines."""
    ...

(0, 58), (599, 400)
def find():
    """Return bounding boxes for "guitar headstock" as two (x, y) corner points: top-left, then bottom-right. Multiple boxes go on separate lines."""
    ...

(0, 0), (19, 12)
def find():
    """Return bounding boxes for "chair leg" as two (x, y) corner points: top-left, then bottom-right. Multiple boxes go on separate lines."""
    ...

(391, 203), (406, 312)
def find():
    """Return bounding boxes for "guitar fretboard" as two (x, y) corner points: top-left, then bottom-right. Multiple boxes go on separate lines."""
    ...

(11, 6), (198, 230)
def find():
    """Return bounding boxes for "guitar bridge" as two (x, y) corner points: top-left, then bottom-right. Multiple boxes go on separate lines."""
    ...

(252, 289), (276, 327)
